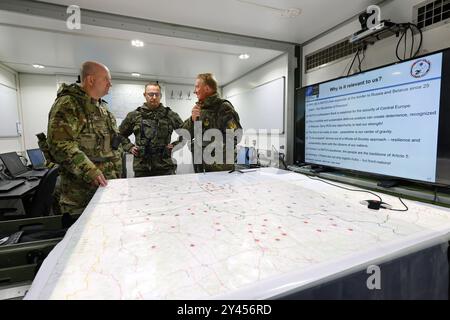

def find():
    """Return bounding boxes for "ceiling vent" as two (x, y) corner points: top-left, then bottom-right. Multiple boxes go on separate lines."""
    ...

(305, 39), (361, 72)
(414, 0), (450, 30)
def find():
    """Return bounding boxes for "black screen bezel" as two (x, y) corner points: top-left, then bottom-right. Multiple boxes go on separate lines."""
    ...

(294, 47), (450, 186)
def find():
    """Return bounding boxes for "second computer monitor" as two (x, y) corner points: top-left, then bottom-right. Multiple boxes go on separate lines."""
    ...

(27, 149), (46, 168)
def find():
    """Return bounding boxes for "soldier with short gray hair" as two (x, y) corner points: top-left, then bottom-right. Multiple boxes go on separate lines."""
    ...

(181, 73), (242, 173)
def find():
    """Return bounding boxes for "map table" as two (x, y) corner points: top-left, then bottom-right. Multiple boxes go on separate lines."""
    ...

(25, 168), (450, 299)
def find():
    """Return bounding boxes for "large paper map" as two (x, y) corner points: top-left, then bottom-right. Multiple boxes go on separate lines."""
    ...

(25, 169), (450, 299)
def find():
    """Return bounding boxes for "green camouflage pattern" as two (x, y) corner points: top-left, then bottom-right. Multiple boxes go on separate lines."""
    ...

(47, 83), (123, 214)
(119, 103), (183, 176)
(181, 93), (242, 173)
(36, 132), (58, 168)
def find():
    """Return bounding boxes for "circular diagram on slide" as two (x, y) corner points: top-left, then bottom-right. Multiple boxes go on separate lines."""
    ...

(410, 59), (431, 78)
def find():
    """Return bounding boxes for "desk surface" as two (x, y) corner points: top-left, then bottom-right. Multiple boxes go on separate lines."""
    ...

(0, 179), (40, 199)
(25, 168), (450, 299)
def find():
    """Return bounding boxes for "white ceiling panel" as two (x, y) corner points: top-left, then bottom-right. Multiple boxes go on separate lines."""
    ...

(1, 0), (383, 85)
(0, 10), (284, 84)
(37, 0), (381, 43)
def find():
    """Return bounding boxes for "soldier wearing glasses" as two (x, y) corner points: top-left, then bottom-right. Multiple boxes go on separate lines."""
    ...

(119, 82), (183, 177)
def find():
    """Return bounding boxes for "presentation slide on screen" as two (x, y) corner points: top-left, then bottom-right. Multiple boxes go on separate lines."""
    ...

(305, 53), (443, 182)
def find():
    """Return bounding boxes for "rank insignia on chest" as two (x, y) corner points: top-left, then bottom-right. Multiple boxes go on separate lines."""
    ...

(227, 121), (237, 129)
(203, 118), (209, 127)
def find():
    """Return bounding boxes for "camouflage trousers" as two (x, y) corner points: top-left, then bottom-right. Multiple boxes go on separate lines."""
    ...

(59, 160), (122, 215)
(133, 154), (176, 177)
(134, 169), (175, 177)
(193, 163), (234, 173)
(52, 176), (62, 215)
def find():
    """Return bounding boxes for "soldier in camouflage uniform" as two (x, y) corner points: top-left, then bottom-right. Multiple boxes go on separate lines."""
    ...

(119, 83), (183, 177)
(47, 61), (123, 216)
(36, 133), (57, 168)
(179, 73), (242, 173)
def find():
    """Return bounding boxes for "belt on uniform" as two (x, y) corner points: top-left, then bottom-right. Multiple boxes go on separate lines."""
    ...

(147, 147), (166, 155)
(90, 157), (115, 163)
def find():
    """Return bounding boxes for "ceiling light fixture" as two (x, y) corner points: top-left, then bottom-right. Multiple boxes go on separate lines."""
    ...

(131, 73), (141, 77)
(32, 64), (45, 69)
(131, 40), (144, 47)
(239, 54), (250, 60)
(281, 8), (302, 18)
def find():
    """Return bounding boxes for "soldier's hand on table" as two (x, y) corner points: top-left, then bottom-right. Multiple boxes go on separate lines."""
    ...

(130, 146), (139, 156)
(191, 104), (201, 121)
(92, 173), (108, 187)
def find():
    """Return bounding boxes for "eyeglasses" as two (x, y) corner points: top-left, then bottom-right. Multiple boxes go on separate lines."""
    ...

(146, 93), (161, 97)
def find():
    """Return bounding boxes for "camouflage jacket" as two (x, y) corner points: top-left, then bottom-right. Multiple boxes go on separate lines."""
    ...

(36, 132), (58, 168)
(181, 93), (242, 171)
(119, 103), (183, 152)
(47, 83), (122, 183)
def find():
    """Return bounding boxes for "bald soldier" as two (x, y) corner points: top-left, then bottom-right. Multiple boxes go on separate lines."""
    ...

(47, 61), (123, 217)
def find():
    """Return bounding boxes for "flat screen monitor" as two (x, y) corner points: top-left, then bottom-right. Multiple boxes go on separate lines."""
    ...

(295, 48), (450, 185)
(237, 147), (250, 165)
(27, 148), (46, 167)
(0, 152), (28, 177)
(237, 147), (257, 165)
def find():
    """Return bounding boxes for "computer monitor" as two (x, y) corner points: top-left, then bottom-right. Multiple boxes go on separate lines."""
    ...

(295, 47), (450, 185)
(237, 147), (250, 165)
(27, 149), (46, 168)
(0, 152), (28, 177)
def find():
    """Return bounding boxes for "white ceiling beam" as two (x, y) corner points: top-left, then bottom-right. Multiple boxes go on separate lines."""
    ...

(0, 0), (296, 52)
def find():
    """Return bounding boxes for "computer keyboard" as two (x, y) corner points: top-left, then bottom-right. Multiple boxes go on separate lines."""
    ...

(0, 231), (24, 246)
